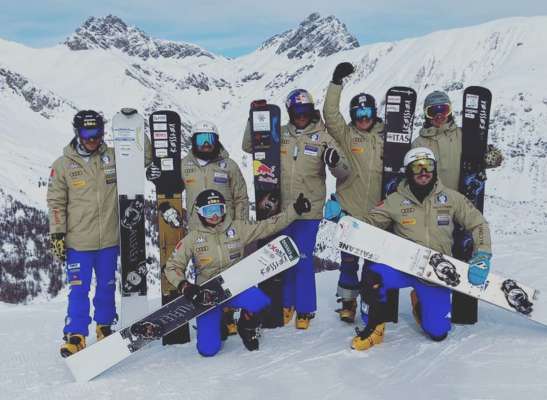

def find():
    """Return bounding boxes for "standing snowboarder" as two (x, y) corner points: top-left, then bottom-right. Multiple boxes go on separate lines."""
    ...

(164, 189), (311, 356)
(242, 89), (350, 329)
(349, 148), (492, 350)
(48, 110), (150, 357)
(147, 120), (249, 335)
(322, 62), (386, 323)
(412, 90), (502, 323)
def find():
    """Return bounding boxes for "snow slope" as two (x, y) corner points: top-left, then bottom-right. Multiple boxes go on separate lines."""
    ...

(1, 230), (546, 400)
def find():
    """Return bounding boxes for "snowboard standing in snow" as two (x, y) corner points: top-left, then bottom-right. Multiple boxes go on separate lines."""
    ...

(378, 86), (417, 322)
(335, 216), (543, 325)
(452, 86), (492, 324)
(149, 110), (190, 345)
(112, 108), (148, 327)
(65, 235), (300, 382)
(249, 100), (284, 328)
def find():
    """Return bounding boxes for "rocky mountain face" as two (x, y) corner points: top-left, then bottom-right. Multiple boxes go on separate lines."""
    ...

(1, 14), (546, 303)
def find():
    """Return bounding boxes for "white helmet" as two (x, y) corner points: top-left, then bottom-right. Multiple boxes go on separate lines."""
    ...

(191, 120), (218, 135)
(403, 147), (436, 167)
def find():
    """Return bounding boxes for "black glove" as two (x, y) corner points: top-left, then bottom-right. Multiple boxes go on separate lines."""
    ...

(50, 233), (66, 263)
(332, 62), (354, 85)
(293, 193), (311, 215)
(179, 281), (218, 307)
(322, 147), (340, 168)
(146, 164), (161, 181)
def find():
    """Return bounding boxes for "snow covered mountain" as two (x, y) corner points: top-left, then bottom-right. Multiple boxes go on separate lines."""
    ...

(1, 13), (546, 303)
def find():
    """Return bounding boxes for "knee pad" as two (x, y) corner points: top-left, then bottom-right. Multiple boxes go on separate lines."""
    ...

(360, 269), (383, 305)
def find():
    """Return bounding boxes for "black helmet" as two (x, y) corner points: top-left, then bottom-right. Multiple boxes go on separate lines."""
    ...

(73, 110), (104, 140)
(349, 93), (377, 123)
(195, 190), (226, 226)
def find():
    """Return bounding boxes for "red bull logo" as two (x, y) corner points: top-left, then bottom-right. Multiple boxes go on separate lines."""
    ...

(253, 160), (276, 177)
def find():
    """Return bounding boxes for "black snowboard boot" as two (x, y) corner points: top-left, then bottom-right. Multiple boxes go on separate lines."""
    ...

(237, 310), (261, 351)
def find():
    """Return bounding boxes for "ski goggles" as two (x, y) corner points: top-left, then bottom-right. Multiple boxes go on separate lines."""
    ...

(425, 103), (451, 119)
(195, 132), (218, 147)
(77, 127), (104, 140)
(290, 103), (315, 118)
(197, 203), (226, 219)
(409, 158), (435, 174)
(354, 106), (375, 120)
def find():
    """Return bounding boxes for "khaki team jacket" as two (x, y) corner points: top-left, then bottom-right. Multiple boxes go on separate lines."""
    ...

(362, 180), (491, 256)
(47, 137), (152, 251)
(182, 148), (249, 229)
(323, 82), (385, 213)
(165, 208), (298, 287)
(47, 141), (120, 251)
(242, 118), (350, 220)
(412, 122), (462, 191)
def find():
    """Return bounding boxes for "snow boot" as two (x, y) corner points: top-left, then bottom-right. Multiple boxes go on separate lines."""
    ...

(295, 312), (314, 329)
(283, 306), (295, 325)
(336, 299), (357, 323)
(96, 324), (114, 341)
(60, 334), (86, 358)
(410, 289), (422, 327)
(237, 310), (261, 351)
(223, 307), (238, 336)
(351, 323), (385, 351)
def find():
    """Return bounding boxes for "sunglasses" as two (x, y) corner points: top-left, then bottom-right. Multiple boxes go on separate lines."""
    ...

(197, 204), (225, 219)
(425, 103), (451, 119)
(409, 158), (435, 174)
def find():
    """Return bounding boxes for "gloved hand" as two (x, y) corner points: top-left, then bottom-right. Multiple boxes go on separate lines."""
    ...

(322, 147), (340, 168)
(468, 251), (492, 286)
(484, 144), (503, 169)
(178, 281), (218, 307)
(50, 233), (66, 263)
(293, 193), (311, 215)
(324, 193), (345, 222)
(146, 164), (161, 181)
(332, 62), (355, 85)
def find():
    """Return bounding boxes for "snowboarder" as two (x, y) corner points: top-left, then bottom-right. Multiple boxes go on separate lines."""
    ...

(242, 89), (350, 329)
(47, 110), (151, 357)
(412, 90), (502, 323)
(322, 62), (385, 323)
(147, 119), (249, 334)
(346, 147), (492, 350)
(164, 189), (311, 356)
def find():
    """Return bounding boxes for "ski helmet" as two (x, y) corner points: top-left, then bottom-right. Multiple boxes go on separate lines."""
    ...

(73, 110), (104, 140)
(195, 189), (226, 226)
(423, 91), (452, 121)
(424, 91), (450, 109)
(191, 120), (220, 161)
(285, 89), (316, 127)
(349, 93), (377, 123)
(403, 147), (436, 167)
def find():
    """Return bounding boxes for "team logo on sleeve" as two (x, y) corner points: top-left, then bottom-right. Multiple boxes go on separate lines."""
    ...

(226, 228), (236, 238)
(435, 193), (448, 205)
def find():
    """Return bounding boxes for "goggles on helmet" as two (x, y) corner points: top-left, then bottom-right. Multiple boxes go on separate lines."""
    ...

(409, 158), (435, 174)
(425, 103), (451, 119)
(354, 106), (375, 120)
(195, 132), (218, 147)
(78, 127), (103, 141)
(197, 203), (225, 219)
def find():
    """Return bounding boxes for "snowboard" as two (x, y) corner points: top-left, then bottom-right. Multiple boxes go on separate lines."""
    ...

(335, 216), (544, 326)
(65, 235), (300, 382)
(377, 86), (418, 323)
(452, 86), (492, 324)
(149, 110), (190, 345)
(112, 108), (149, 327)
(249, 100), (284, 328)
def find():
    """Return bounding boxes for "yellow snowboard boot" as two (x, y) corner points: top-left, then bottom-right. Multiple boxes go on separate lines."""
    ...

(295, 313), (314, 330)
(337, 299), (357, 323)
(410, 290), (422, 327)
(351, 323), (385, 351)
(60, 334), (86, 358)
(283, 306), (295, 325)
(96, 324), (114, 341)
(223, 308), (238, 336)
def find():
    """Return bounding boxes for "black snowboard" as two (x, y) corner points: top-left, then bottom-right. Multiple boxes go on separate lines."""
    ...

(452, 86), (492, 324)
(149, 110), (190, 344)
(380, 86), (417, 323)
(249, 100), (284, 328)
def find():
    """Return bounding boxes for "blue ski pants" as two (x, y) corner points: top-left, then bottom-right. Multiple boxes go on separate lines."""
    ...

(281, 219), (319, 314)
(365, 263), (451, 338)
(196, 286), (270, 357)
(64, 246), (119, 336)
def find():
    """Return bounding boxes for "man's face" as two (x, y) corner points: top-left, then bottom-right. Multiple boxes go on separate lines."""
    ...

(409, 158), (435, 186)
(355, 117), (374, 131)
(426, 103), (451, 128)
(292, 112), (312, 130)
(80, 136), (102, 152)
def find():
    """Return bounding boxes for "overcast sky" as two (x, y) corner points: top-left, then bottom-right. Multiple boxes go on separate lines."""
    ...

(0, 0), (546, 57)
